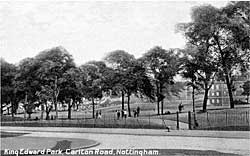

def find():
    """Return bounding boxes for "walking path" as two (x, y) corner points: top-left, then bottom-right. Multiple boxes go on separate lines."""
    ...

(1, 126), (249, 139)
(1, 126), (250, 155)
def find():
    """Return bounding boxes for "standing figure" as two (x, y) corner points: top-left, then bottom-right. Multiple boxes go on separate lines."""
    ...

(96, 111), (99, 119)
(98, 110), (102, 119)
(117, 110), (120, 120)
(133, 109), (137, 118)
(124, 110), (127, 118)
(136, 106), (140, 117)
(178, 103), (184, 112)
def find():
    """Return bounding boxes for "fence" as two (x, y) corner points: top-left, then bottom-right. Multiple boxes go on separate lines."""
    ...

(2, 109), (249, 130)
(190, 110), (250, 130)
(1, 113), (173, 130)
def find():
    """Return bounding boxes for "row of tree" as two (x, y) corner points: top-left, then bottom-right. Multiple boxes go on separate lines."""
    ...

(1, 2), (249, 119)
(1, 46), (180, 119)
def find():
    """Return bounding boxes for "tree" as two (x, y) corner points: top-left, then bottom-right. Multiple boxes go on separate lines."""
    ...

(104, 50), (136, 112)
(180, 45), (217, 112)
(177, 4), (249, 109)
(34, 46), (75, 119)
(141, 46), (180, 115)
(80, 61), (104, 118)
(121, 60), (155, 117)
(59, 67), (84, 119)
(35, 85), (54, 120)
(131, 59), (155, 101)
(242, 80), (250, 104)
(15, 57), (41, 119)
(1, 58), (17, 116)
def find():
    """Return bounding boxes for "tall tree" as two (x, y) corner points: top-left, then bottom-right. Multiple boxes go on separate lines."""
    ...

(34, 46), (75, 119)
(15, 57), (41, 119)
(59, 67), (84, 119)
(80, 61), (104, 118)
(180, 45), (217, 112)
(177, 4), (249, 109)
(1, 58), (18, 116)
(122, 60), (155, 117)
(104, 50), (135, 111)
(141, 46), (180, 115)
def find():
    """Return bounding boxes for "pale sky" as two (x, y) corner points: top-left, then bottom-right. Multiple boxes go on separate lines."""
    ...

(0, 1), (229, 65)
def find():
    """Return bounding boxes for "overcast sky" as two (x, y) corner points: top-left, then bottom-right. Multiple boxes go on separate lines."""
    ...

(1, 1), (229, 65)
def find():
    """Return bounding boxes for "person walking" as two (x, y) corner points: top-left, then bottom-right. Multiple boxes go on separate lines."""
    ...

(117, 110), (120, 120)
(124, 110), (127, 119)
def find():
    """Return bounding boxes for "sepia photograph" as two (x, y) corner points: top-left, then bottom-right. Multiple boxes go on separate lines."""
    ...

(1, 1), (250, 156)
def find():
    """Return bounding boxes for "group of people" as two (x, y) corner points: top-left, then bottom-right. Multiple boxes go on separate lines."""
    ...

(116, 106), (140, 120)
(133, 106), (140, 118)
(116, 109), (127, 119)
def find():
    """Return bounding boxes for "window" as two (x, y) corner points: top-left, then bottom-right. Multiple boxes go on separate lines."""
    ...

(217, 99), (220, 103)
(216, 92), (219, 96)
(212, 92), (214, 96)
(216, 85), (220, 89)
(211, 99), (214, 103)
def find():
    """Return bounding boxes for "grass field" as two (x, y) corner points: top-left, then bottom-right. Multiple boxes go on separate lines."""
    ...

(159, 106), (250, 130)
(2, 101), (250, 131)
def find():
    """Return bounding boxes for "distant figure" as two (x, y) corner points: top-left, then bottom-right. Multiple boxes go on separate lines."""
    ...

(133, 109), (137, 118)
(117, 110), (121, 120)
(178, 103), (184, 112)
(96, 111), (99, 119)
(136, 106), (140, 117)
(124, 110), (127, 119)
(98, 111), (102, 119)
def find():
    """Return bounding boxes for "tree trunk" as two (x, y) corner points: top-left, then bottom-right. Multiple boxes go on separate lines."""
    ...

(55, 99), (58, 120)
(156, 82), (160, 115)
(68, 99), (72, 119)
(54, 76), (58, 120)
(225, 74), (234, 108)
(214, 37), (234, 109)
(127, 94), (131, 117)
(45, 101), (51, 120)
(121, 91), (125, 110)
(46, 111), (50, 120)
(11, 102), (14, 118)
(92, 97), (95, 119)
(24, 93), (28, 119)
(192, 86), (195, 113)
(41, 110), (44, 120)
(160, 84), (164, 115)
(202, 88), (209, 112)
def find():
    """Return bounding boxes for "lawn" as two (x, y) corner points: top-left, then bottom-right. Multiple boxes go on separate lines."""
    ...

(2, 102), (249, 131)
(158, 106), (250, 130)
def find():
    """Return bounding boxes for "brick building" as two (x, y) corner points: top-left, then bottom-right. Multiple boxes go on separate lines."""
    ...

(208, 71), (250, 106)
